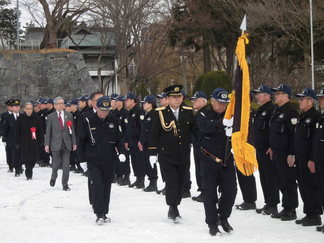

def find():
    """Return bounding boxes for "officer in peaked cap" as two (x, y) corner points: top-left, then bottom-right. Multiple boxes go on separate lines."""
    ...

(156, 92), (169, 108)
(198, 88), (236, 235)
(148, 84), (198, 222)
(270, 83), (299, 221)
(2, 99), (22, 176)
(190, 91), (209, 203)
(124, 92), (146, 188)
(139, 95), (158, 192)
(314, 86), (324, 232)
(252, 85), (279, 215)
(0, 100), (14, 172)
(78, 95), (126, 224)
(111, 95), (131, 186)
(294, 88), (322, 227)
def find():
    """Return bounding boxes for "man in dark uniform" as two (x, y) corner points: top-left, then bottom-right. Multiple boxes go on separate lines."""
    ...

(190, 91), (209, 203)
(155, 92), (169, 195)
(198, 88), (237, 236)
(270, 84), (299, 221)
(112, 95), (131, 186)
(2, 99), (22, 176)
(139, 95), (158, 192)
(124, 92), (146, 189)
(148, 84), (198, 223)
(314, 86), (324, 233)
(294, 88), (322, 226)
(78, 96), (126, 224)
(252, 85), (279, 215)
(1, 100), (14, 172)
(38, 98), (51, 167)
(78, 95), (91, 114)
(78, 91), (104, 204)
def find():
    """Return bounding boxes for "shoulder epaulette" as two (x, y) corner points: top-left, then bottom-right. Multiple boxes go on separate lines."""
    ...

(156, 107), (166, 111)
(182, 106), (193, 110)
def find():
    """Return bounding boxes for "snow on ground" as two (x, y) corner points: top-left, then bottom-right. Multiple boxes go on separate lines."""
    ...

(0, 143), (322, 243)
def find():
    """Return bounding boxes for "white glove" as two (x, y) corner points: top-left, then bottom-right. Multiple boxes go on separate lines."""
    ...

(223, 117), (233, 127)
(225, 127), (233, 137)
(149, 155), (157, 168)
(119, 154), (126, 162)
(2, 142), (6, 146)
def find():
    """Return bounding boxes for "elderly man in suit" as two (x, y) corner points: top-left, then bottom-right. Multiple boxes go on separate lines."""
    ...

(45, 96), (77, 191)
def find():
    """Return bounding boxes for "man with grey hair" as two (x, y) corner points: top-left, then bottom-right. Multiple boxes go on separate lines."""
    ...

(45, 96), (77, 191)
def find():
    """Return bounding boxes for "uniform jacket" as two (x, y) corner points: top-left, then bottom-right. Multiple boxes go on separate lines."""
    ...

(139, 109), (154, 146)
(15, 113), (44, 162)
(269, 102), (299, 154)
(2, 112), (20, 146)
(44, 110), (76, 152)
(313, 111), (324, 164)
(125, 104), (145, 142)
(0, 111), (10, 137)
(148, 105), (198, 165)
(253, 101), (275, 151)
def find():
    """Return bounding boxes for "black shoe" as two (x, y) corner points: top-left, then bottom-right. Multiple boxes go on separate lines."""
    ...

(26, 177), (32, 180)
(70, 165), (77, 172)
(192, 192), (204, 202)
(103, 215), (111, 223)
(256, 205), (267, 214)
(168, 205), (182, 222)
(263, 205), (278, 216)
(209, 224), (221, 236)
(144, 179), (157, 192)
(280, 210), (297, 221)
(316, 225), (324, 232)
(119, 176), (130, 186)
(271, 208), (287, 219)
(96, 214), (105, 225)
(75, 168), (84, 174)
(182, 191), (191, 198)
(7, 168), (13, 173)
(296, 215), (309, 225)
(50, 179), (56, 187)
(219, 217), (233, 233)
(130, 177), (144, 189)
(14, 172), (20, 177)
(236, 202), (256, 210)
(301, 215), (322, 226)
(115, 176), (123, 185)
(63, 185), (71, 191)
(157, 187), (166, 195)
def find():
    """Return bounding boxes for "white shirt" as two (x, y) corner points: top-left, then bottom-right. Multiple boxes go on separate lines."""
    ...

(13, 113), (19, 120)
(56, 110), (64, 125)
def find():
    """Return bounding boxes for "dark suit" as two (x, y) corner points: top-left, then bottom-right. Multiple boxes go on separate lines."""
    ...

(45, 110), (76, 187)
(149, 105), (197, 206)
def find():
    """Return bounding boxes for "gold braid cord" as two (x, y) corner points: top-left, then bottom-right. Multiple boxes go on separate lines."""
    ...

(224, 33), (258, 176)
(158, 111), (178, 137)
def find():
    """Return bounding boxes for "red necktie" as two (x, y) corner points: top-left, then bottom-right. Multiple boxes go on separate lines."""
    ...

(58, 112), (63, 129)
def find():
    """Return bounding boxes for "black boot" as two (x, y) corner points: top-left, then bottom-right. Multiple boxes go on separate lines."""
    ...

(144, 179), (157, 192)
(208, 224), (221, 236)
(192, 192), (204, 202)
(219, 217), (233, 233)
(235, 202), (256, 210)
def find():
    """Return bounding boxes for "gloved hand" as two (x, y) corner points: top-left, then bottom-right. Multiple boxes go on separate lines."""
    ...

(225, 127), (233, 137)
(119, 154), (126, 162)
(223, 117), (233, 127)
(149, 155), (157, 168)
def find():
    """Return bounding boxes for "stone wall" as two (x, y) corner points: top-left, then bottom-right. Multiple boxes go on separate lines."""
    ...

(0, 49), (98, 111)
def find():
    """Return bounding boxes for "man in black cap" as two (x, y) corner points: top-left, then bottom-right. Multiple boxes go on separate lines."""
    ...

(124, 92), (146, 189)
(294, 88), (322, 227)
(149, 84), (198, 223)
(198, 88), (237, 236)
(313, 86), (324, 233)
(139, 95), (158, 192)
(2, 99), (22, 176)
(78, 96), (126, 224)
(112, 95), (131, 186)
(78, 95), (91, 115)
(270, 83), (299, 221)
(252, 85), (279, 215)
(1, 100), (14, 172)
(190, 91), (209, 203)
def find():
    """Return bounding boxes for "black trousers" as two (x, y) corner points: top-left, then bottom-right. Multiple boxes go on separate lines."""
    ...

(8, 146), (21, 172)
(272, 151), (298, 210)
(88, 163), (112, 215)
(316, 163), (324, 209)
(143, 146), (157, 180)
(236, 169), (257, 203)
(5, 145), (13, 170)
(129, 139), (145, 177)
(25, 161), (36, 179)
(257, 149), (280, 206)
(160, 162), (189, 206)
(201, 154), (237, 225)
(297, 157), (323, 216)
(193, 144), (203, 192)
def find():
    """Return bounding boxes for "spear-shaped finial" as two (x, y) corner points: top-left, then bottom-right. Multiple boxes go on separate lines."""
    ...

(240, 14), (247, 34)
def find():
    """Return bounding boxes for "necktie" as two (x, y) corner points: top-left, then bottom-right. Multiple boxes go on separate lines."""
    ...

(58, 112), (63, 129)
(174, 110), (178, 121)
